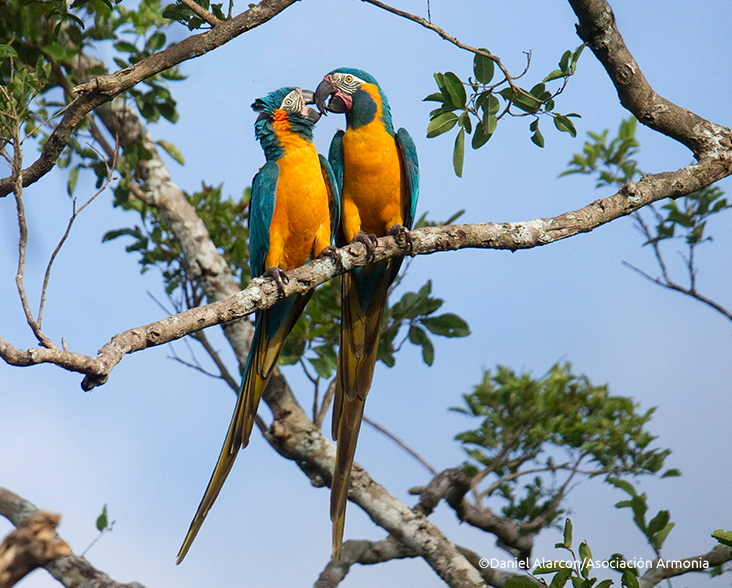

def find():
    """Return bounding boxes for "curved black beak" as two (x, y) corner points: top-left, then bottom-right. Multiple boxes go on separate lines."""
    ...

(300, 89), (322, 123)
(314, 79), (336, 114)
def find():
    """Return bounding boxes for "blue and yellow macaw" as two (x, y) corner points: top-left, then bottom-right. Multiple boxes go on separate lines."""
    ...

(314, 68), (419, 560)
(176, 87), (339, 563)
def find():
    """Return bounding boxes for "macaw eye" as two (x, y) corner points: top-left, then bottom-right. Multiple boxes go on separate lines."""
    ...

(345, 75), (353, 83)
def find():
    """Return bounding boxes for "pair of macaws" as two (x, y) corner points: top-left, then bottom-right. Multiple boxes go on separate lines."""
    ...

(176, 68), (419, 564)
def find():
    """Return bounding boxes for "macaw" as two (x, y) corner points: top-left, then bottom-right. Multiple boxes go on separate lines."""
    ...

(176, 87), (339, 564)
(314, 68), (419, 560)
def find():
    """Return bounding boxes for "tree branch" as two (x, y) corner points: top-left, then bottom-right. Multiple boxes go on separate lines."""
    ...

(639, 547), (732, 588)
(2, 154), (728, 389)
(0, 488), (145, 588)
(0, 0), (299, 198)
(567, 0), (732, 159)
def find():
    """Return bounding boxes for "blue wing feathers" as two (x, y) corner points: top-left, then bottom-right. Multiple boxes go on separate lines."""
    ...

(249, 161), (279, 278)
(395, 128), (419, 230)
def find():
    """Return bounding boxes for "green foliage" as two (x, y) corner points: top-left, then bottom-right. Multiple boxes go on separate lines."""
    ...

(610, 478), (679, 558)
(712, 529), (732, 549)
(162, 0), (228, 31)
(526, 520), (641, 588)
(0, 0), (183, 195)
(425, 45), (584, 175)
(451, 363), (672, 529)
(96, 503), (112, 532)
(562, 116), (731, 256)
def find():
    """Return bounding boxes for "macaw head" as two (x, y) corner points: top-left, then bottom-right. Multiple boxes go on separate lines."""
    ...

(252, 87), (321, 158)
(314, 68), (393, 131)
(252, 86), (321, 123)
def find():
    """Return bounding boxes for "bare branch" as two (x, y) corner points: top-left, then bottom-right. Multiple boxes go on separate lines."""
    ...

(38, 144), (119, 326)
(363, 415), (438, 475)
(639, 547), (732, 588)
(2, 153), (730, 389)
(0, 488), (146, 588)
(0, 510), (71, 588)
(568, 0), (732, 158)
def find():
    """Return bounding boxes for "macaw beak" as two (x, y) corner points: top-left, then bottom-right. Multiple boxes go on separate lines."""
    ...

(314, 78), (351, 114)
(301, 89), (322, 123)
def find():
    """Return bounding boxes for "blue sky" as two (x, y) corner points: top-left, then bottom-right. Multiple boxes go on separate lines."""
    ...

(1, 1), (731, 586)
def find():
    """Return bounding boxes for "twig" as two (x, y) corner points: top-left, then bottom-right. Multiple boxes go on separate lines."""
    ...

(178, 0), (223, 27)
(363, 415), (438, 475)
(38, 144), (119, 326)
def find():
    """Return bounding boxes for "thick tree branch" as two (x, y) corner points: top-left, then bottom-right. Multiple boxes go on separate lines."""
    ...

(2, 155), (728, 389)
(260, 379), (488, 588)
(0, 0), (299, 198)
(639, 547), (732, 588)
(0, 488), (145, 588)
(0, 510), (71, 588)
(567, 0), (732, 159)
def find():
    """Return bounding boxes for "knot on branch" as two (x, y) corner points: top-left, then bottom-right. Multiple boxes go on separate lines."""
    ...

(0, 510), (72, 587)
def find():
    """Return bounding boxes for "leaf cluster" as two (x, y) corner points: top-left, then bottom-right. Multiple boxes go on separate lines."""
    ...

(451, 363), (673, 529)
(425, 45), (584, 177)
(520, 519), (640, 588)
(162, 0), (228, 30)
(562, 117), (731, 252)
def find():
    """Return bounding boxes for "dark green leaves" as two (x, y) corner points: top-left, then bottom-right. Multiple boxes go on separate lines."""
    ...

(426, 112), (459, 138)
(426, 45), (584, 174)
(96, 504), (110, 532)
(712, 529), (732, 548)
(379, 279), (470, 369)
(473, 50), (495, 84)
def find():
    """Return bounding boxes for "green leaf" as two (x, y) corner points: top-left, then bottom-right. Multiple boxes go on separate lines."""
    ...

(146, 32), (166, 53)
(67, 166), (79, 196)
(621, 570), (639, 588)
(484, 114), (497, 135)
(408, 326), (434, 366)
(423, 92), (446, 103)
(156, 140), (185, 164)
(549, 568), (574, 588)
(453, 128), (465, 177)
(544, 69), (566, 83)
(595, 581), (613, 588)
(712, 529), (732, 548)
(563, 518), (573, 549)
(0, 43), (18, 58)
(652, 521), (674, 550)
(422, 313), (470, 338)
(443, 71), (467, 108)
(426, 112), (459, 138)
(610, 478), (637, 497)
(96, 504), (108, 532)
(531, 128), (545, 148)
(476, 92), (500, 116)
(647, 510), (669, 536)
(554, 114), (577, 137)
(114, 40), (139, 55)
(578, 541), (593, 578)
(473, 50), (495, 84)
(472, 118), (492, 150)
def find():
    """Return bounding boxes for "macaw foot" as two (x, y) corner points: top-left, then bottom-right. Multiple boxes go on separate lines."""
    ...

(318, 245), (343, 271)
(388, 223), (414, 255)
(262, 266), (289, 297)
(350, 232), (379, 264)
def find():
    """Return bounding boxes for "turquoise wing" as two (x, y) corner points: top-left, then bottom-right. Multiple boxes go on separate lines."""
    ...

(249, 161), (279, 278)
(328, 130), (345, 246)
(319, 153), (341, 243)
(395, 127), (419, 230)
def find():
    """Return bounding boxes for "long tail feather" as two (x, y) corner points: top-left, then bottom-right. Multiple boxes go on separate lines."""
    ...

(331, 264), (391, 561)
(177, 293), (311, 563)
